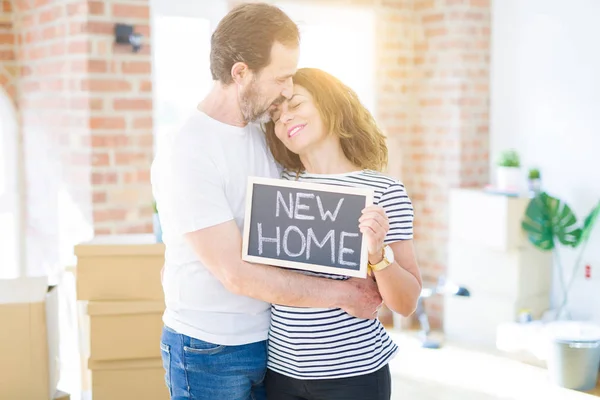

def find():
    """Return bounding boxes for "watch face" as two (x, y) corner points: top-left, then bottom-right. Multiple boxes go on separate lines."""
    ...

(384, 245), (394, 262)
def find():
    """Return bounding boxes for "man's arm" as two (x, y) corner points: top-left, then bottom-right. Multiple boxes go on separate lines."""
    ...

(184, 219), (382, 319)
(160, 141), (380, 319)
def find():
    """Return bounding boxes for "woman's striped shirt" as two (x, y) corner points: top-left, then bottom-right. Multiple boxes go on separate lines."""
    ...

(267, 169), (414, 380)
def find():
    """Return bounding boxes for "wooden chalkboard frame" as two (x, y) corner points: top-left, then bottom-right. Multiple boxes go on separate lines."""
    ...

(242, 176), (374, 278)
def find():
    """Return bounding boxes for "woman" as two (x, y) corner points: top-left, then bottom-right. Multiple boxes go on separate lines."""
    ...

(263, 68), (423, 400)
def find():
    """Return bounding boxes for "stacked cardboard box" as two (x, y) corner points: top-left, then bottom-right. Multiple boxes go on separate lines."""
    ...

(74, 234), (168, 400)
(443, 189), (553, 347)
(0, 276), (65, 399)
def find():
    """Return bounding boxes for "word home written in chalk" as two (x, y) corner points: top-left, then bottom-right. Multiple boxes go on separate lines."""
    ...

(242, 177), (373, 278)
(256, 191), (358, 267)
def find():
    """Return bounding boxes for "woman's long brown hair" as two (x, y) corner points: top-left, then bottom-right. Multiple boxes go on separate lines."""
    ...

(264, 68), (388, 174)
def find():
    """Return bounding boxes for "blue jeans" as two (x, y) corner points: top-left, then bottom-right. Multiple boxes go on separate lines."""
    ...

(160, 325), (267, 400)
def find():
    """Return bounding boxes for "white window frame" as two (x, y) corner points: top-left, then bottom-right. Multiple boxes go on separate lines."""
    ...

(275, 2), (377, 116)
(149, 0), (377, 140)
(150, 0), (228, 24)
(0, 89), (24, 278)
(150, 0), (229, 149)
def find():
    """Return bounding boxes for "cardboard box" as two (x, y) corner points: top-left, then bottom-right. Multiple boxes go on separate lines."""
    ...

(443, 291), (550, 348)
(54, 390), (70, 400)
(77, 300), (92, 393)
(447, 239), (552, 299)
(0, 276), (60, 399)
(449, 188), (531, 251)
(87, 300), (165, 362)
(74, 234), (165, 301)
(88, 358), (170, 400)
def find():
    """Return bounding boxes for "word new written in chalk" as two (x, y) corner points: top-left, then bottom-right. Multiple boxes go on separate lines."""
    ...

(242, 177), (373, 278)
(257, 191), (358, 266)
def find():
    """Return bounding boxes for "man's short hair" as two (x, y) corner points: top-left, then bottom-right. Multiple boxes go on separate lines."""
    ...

(210, 3), (300, 84)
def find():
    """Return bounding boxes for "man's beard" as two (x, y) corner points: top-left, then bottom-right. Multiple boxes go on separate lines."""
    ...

(240, 81), (284, 124)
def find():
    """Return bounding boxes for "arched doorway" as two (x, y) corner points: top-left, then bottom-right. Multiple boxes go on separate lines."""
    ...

(0, 89), (23, 278)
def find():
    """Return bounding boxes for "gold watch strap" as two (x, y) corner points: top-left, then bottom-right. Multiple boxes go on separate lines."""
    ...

(368, 246), (391, 273)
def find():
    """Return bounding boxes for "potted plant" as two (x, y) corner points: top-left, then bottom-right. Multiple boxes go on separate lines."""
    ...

(153, 200), (162, 243)
(528, 168), (542, 193)
(521, 192), (600, 319)
(496, 149), (521, 191)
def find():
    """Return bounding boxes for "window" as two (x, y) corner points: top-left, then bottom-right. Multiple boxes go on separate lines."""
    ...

(276, 3), (377, 115)
(152, 15), (212, 144)
(151, 0), (228, 147)
(151, 1), (377, 144)
(0, 90), (21, 279)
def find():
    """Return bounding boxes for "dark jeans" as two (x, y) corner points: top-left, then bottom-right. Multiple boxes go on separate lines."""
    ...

(265, 365), (392, 400)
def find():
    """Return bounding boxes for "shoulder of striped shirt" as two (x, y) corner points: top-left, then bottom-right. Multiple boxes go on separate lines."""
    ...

(280, 169), (406, 188)
(360, 170), (406, 190)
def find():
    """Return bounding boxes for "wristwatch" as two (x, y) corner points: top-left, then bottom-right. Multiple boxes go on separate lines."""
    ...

(368, 245), (392, 273)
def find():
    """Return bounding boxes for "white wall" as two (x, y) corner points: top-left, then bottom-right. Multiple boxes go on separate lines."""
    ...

(490, 0), (600, 322)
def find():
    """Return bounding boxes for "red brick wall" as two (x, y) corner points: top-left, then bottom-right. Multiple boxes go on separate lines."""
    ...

(381, 0), (490, 328)
(0, 0), (16, 103)
(86, 0), (153, 235)
(8, 0), (153, 273)
(14, 0), (87, 146)
(376, 2), (417, 204)
(11, 0), (88, 274)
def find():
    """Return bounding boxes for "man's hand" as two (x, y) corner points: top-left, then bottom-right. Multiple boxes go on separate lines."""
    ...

(340, 276), (383, 320)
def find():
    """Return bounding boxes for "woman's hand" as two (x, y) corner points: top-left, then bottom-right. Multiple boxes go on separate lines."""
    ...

(359, 205), (389, 263)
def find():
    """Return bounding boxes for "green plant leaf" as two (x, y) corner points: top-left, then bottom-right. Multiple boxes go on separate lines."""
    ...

(522, 194), (554, 250)
(578, 201), (600, 245)
(521, 192), (581, 250)
(528, 168), (540, 180)
(497, 149), (521, 167)
(549, 196), (582, 247)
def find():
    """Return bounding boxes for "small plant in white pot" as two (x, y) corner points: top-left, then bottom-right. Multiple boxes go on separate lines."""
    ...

(496, 149), (521, 191)
(528, 168), (542, 194)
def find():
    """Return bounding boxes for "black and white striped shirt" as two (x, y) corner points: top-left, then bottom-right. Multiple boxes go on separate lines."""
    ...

(267, 169), (414, 380)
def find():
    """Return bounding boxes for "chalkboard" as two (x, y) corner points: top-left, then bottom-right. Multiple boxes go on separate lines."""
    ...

(242, 176), (374, 278)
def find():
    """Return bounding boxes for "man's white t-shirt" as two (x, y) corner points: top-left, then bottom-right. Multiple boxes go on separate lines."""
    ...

(150, 110), (281, 346)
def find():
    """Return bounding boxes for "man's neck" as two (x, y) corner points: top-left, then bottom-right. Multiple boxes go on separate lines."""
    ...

(197, 81), (247, 127)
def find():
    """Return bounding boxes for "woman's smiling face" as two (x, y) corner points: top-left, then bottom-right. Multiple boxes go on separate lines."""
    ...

(271, 85), (327, 155)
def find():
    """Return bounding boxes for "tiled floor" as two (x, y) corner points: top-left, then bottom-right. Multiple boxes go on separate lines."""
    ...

(387, 331), (600, 400)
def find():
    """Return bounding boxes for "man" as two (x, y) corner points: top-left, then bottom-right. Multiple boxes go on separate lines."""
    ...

(151, 3), (382, 400)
